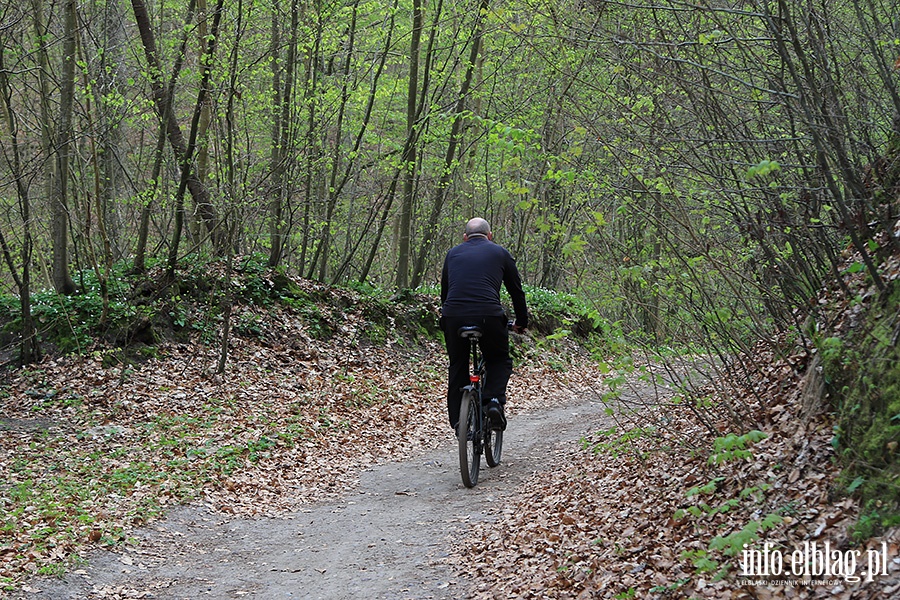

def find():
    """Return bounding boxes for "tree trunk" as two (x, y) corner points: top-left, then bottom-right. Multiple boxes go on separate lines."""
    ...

(96, 0), (128, 259)
(268, 0), (300, 268)
(224, 0), (245, 252)
(130, 0), (225, 258)
(330, 0), (398, 283)
(30, 0), (54, 211)
(52, 0), (78, 295)
(217, 221), (236, 374)
(395, 0), (424, 290)
(267, 3), (284, 267)
(0, 45), (40, 364)
(133, 122), (167, 273)
(314, 0), (360, 281)
(300, 3), (322, 273)
(165, 0), (227, 276)
(196, 0), (213, 186)
(410, 0), (490, 289)
(80, 44), (114, 325)
(360, 169), (403, 284)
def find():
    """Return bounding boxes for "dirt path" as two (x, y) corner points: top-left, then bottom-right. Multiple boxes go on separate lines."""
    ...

(15, 397), (611, 600)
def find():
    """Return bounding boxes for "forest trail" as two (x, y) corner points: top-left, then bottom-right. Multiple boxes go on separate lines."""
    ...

(14, 395), (612, 599)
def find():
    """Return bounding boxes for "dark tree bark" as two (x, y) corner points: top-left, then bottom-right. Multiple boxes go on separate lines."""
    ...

(410, 0), (490, 289)
(313, 0), (360, 281)
(130, 0), (225, 260)
(51, 0), (77, 295)
(395, 0), (425, 289)
(165, 0), (227, 276)
(268, 0), (300, 268)
(0, 44), (39, 364)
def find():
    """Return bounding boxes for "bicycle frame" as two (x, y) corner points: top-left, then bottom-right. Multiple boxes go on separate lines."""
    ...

(463, 336), (485, 452)
(462, 329), (484, 456)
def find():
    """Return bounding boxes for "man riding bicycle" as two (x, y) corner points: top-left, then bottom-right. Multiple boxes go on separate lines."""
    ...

(440, 218), (528, 433)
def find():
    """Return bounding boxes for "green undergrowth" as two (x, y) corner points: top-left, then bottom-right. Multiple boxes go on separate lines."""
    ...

(1, 256), (612, 368)
(515, 286), (622, 361)
(820, 279), (900, 539)
(0, 255), (445, 363)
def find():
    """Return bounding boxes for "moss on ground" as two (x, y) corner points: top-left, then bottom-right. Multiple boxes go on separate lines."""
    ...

(824, 280), (900, 539)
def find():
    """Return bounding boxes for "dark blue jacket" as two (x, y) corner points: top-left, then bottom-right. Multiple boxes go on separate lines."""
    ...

(440, 237), (528, 328)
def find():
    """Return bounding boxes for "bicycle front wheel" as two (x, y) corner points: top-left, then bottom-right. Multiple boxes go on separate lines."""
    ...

(457, 390), (480, 488)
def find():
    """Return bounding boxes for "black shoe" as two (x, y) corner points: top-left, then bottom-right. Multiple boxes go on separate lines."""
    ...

(485, 399), (506, 431)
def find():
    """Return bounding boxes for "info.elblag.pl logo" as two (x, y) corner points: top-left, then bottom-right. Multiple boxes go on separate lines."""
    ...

(740, 541), (891, 583)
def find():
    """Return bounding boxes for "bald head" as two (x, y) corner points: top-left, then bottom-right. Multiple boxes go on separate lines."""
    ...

(464, 218), (492, 240)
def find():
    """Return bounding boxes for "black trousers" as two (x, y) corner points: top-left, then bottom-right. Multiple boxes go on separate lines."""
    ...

(441, 314), (512, 429)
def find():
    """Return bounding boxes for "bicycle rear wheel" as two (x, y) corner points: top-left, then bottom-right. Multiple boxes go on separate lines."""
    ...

(457, 390), (480, 488)
(485, 425), (503, 468)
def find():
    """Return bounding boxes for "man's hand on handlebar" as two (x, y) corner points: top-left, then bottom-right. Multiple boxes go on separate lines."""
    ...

(506, 319), (526, 334)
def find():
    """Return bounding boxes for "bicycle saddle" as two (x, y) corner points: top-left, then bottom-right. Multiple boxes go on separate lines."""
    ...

(458, 325), (483, 339)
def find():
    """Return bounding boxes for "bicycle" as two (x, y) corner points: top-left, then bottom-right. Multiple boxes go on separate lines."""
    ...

(456, 324), (504, 488)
